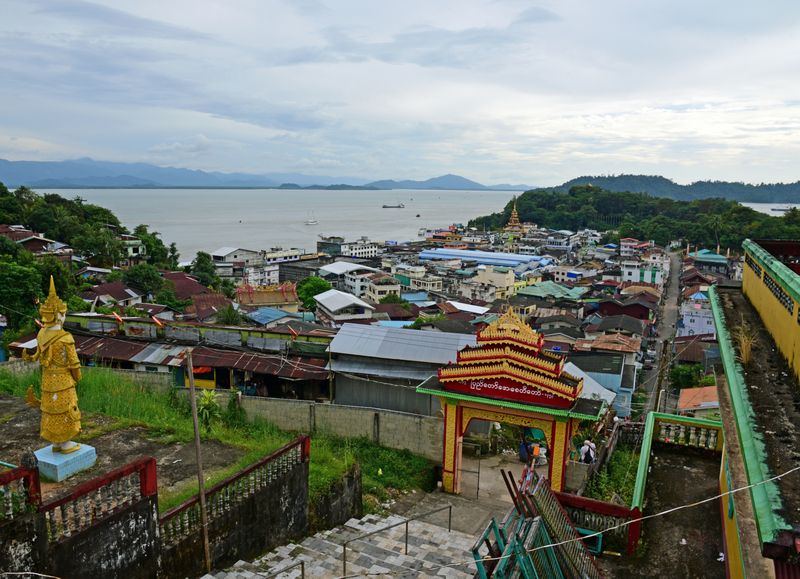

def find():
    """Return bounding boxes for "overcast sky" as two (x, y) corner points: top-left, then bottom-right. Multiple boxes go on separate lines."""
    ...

(2, 0), (799, 185)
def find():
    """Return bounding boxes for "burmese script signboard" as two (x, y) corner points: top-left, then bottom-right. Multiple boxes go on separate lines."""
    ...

(443, 377), (573, 409)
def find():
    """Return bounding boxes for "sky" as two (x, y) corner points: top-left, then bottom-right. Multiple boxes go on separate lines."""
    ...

(1, 0), (800, 185)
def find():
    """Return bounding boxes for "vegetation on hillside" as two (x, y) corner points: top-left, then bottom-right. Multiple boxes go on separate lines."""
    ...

(470, 184), (800, 248)
(557, 174), (800, 203)
(0, 367), (434, 513)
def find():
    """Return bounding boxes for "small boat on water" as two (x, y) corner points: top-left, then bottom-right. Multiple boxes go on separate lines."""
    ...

(304, 211), (319, 225)
(382, 203), (405, 208)
(771, 207), (796, 212)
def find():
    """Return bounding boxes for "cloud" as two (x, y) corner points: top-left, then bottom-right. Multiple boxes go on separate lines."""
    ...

(1, 0), (799, 184)
(32, 0), (211, 40)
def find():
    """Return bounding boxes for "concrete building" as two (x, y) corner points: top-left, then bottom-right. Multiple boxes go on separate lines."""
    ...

(317, 236), (381, 259)
(327, 323), (475, 415)
(313, 289), (374, 326)
(621, 260), (666, 289)
(364, 274), (402, 303)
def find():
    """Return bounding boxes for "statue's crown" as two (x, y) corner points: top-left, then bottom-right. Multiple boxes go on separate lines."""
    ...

(40, 276), (67, 325)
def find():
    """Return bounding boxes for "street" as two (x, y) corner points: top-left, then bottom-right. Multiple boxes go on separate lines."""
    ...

(640, 251), (682, 415)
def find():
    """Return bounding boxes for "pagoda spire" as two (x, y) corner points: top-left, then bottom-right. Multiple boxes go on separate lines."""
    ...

(504, 200), (524, 232)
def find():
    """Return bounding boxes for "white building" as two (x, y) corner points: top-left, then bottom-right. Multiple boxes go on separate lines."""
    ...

(621, 260), (666, 289)
(314, 289), (375, 327)
(677, 292), (716, 337)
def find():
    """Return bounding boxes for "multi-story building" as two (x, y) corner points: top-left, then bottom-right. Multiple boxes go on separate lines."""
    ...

(677, 290), (715, 337)
(314, 289), (375, 326)
(317, 236), (381, 259)
(621, 259), (666, 288)
(118, 234), (147, 268)
(364, 274), (402, 303)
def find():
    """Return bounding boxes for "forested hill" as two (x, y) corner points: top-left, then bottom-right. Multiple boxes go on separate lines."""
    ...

(555, 174), (800, 202)
(468, 185), (800, 249)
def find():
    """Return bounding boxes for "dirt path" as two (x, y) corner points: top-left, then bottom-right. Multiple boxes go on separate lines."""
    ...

(600, 446), (725, 578)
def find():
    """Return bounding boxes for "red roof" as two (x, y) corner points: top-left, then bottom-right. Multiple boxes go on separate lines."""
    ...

(162, 272), (211, 300)
(80, 281), (143, 302)
(184, 293), (232, 322)
(188, 347), (327, 380)
(373, 303), (418, 320)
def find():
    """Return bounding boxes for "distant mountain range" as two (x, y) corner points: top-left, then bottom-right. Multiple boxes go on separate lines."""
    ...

(0, 159), (529, 191)
(2, 159), (799, 201)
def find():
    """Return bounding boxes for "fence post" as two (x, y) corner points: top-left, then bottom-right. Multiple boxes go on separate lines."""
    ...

(139, 457), (158, 497)
(342, 542), (347, 576)
(628, 507), (642, 556)
(404, 520), (409, 554)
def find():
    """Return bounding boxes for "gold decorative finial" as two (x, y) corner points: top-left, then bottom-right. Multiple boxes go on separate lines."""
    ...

(39, 275), (67, 326)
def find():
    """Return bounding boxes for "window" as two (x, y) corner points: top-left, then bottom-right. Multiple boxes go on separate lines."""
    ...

(763, 273), (793, 313)
(745, 253), (762, 277)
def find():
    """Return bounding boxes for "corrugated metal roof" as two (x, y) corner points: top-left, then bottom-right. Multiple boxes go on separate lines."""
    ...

(188, 346), (327, 380)
(329, 323), (475, 364)
(329, 359), (436, 381)
(314, 289), (374, 312)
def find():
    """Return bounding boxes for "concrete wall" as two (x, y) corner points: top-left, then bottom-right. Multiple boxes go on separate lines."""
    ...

(309, 463), (363, 532)
(242, 396), (443, 462)
(0, 497), (160, 579)
(48, 496), (160, 579)
(161, 461), (309, 578)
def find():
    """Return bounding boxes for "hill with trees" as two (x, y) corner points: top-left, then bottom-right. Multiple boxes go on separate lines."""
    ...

(555, 174), (800, 202)
(469, 184), (800, 248)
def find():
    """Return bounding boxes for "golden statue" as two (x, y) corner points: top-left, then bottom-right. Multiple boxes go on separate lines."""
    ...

(25, 276), (82, 454)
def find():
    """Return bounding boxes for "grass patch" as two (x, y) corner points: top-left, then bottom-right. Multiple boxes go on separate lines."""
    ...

(0, 367), (434, 513)
(583, 445), (639, 505)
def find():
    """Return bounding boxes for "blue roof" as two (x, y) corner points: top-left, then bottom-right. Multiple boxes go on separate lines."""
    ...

(401, 291), (431, 303)
(245, 307), (301, 325)
(418, 248), (548, 268)
(375, 320), (415, 328)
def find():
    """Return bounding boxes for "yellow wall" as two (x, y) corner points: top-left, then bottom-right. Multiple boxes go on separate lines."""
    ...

(719, 450), (745, 579)
(742, 254), (800, 379)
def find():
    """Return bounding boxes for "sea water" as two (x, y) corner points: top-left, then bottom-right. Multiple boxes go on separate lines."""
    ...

(40, 188), (518, 259)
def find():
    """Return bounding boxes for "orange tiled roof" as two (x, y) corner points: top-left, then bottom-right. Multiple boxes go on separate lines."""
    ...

(574, 333), (641, 354)
(678, 385), (719, 412)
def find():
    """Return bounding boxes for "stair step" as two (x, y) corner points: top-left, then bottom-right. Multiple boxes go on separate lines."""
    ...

(216, 513), (477, 578)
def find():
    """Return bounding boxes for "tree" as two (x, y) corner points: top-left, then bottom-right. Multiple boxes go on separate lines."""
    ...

(668, 364), (704, 389)
(133, 224), (169, 267)
(154, 280), (191, 312)
(167, 242), (180, 270)
(35, 256), (74, 301)
(0, 260), (42, 330)
(296, 276), (332, 310)
(379, 293), (408, 305)
(72, 228), (124, 267)
(215, 303), (242, 325)
(123, 263), (165, 297)
(191, 252), (219, 288)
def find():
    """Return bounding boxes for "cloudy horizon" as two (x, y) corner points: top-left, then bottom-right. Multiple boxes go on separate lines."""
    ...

(2, 0), (799, 186)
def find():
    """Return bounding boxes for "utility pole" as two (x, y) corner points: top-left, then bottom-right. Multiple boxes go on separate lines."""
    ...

(186, 348), (212, 573)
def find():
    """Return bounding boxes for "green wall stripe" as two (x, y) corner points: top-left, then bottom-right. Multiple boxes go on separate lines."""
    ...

(709, 285), (789, 547)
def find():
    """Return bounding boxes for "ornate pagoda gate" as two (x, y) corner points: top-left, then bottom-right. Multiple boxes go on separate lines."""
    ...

(417, 310), (605, 494)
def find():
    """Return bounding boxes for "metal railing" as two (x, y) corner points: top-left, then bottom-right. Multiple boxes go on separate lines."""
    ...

(341, 504), (452, 576)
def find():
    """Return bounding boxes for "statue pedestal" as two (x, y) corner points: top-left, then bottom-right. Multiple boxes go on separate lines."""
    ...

(35, 445), (97, 482)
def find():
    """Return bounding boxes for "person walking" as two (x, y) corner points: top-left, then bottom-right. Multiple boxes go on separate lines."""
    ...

(580, 437), (597, 464)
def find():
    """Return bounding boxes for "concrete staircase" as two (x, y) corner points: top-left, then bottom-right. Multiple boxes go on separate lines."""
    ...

(205, 513), (477, 578)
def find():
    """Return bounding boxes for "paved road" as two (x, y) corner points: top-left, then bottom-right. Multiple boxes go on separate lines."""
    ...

(640, 251), (682, 415)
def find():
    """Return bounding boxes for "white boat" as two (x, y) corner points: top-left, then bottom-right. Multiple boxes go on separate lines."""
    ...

(304, 211), (319, 225)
